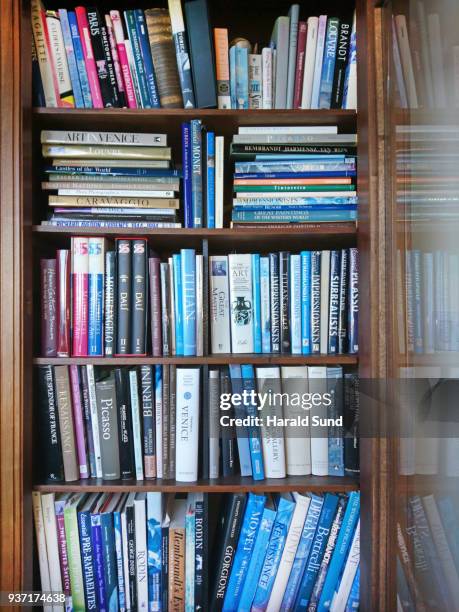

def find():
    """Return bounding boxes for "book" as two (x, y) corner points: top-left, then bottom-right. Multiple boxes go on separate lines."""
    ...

(88, 237), (105, 356)
(168, 0), (196, 108)
(249, 54), (262, 109)
(235, 46), (249, 109)
(328, 520), (360, 612)
(110, 10), (138, 108)
(348, 248), (358, 353)
(86, 365), (103, 478)
(311, 251), (321, 354)
(31, 0), (59, 107)
(311, 16), (328, 109)
(214, 28), (231, 109)
(45, 9), (75, 107)
(37, 365), (63, 482)
(124, 10), (152, 108)
(85, 8), (118, 108)
(175, 368), (200, 481)
(262, 47), (273, 109)
(64, 493), (86, 611)
(104, 251), (116, 357)
(331, 16), (353, 109)
(133, 493), (149, 610)
(228, 365), (252, 477)
(58, 9), (84, 108)
(260, 256), (271, 353)
(270, 252), (281, 353)
(271, 16), (290, 109)
(301, 16), (319, 108)
(215, 136), (225, 228)
(116, 238), (132, 355)
(155, 366), (164, 479)
(114, 368), (135, 480)
(191, 119), (203, 227)
(320, 250), (331, 354)
(168, 498), (187, 609)
(40, 258), (57, 357)
(131, 239), (148, 355)
(96, 374), (120, 480)
(286, 5), (300, 109)
(41, 492), (64, 597)
(281, 366), (311, 475)
(54, 365), (78, 482)
(146, 492), (162, 611)
(134, 9), (161, 109)
(129, 369), (144, 480)
(228, 254), (254, 353)
(342, 13), (357, 110)
(105, 13), (127, 109)
(69, 365), (89, 479)
(319, 18), (340, 109)
(279, 251), (290, 353)
(209, 255), (231, 353)
(185, 495), (196, 611)
(301, 251), (312, 354)
(206, 131), (216, 227)
(181, 249), (196, 355)
(71, 236), (89, 356)
(240, 364), (265, 480)
(208, 369), (220, 479)
(252, 254), (262, 353)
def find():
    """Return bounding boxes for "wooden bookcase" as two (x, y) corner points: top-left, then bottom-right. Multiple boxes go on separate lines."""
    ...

(0, 0), (388, 608)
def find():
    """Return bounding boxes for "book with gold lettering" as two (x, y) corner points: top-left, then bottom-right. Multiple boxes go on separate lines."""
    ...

(168, 498), (187, 610)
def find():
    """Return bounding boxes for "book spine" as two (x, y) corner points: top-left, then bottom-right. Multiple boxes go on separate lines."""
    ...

(104, 251), (116, 357)
(235, 47), (249, 109)
(228, 365), (252, 477)
(208, 369), (220, 479)
(31, 0), (59, 107)
(342, 13), (357, 110)
(338, 249), (349, 354)
(134, 497), (149, 610)
(160, 262), (171, 355)
(86, 365), (103, 478)
(214, 28), (231, 109)
(248, 54), (262, 109)
(54, 499), (72, 608)
(90, 10), (120, 107)
(182, 122), (193, 227)
(348, 248), (358, 354)
(269, 253), (281, 353)
(80, 366), (96, 477)
(229, 254), (254, 353)
(331, 17), (352, 109)
(206, 132), (216, 228)
(286, 6), (299, 109)
(134, 9), (160, 108)
(169, 365), (177, 479)
(90, 513), (107, 610)
(123, 10), (151, 108)
(140, 365), (156, 478)
(54, 365), (78, 482)
(327, 368), (344, 477)
(328, 250), (341, 354)
(88, 237), (105, 356)
(300, 251), (312, 355)
(149, 257), (163, 356)
(318, 17), (340, 109)
(129, 369), (144, 480)
(240, 365), (265, 480)
(260, 256), (271, 353)
(220, 367), (235, 477)
(293, 22), (307, 108)
(230, 46), (237, 109)
(311, 251), (321, 354)
(41, 259), (57, 357)
(173, 254), (184, 355)
(97, 11), (121, 106)
(175, 368), (200, 481)
(77, 510), (97, 610)
(161, 365), (170, 478)
(155, 365), (163, 479)
(114, 367), (135, 480)
(96, 375), (120, 480)
(64, 500), (86, 610)
(194, 494), (205, 610)
(67, 10), (92, 108)
(59, 9), (84, 108)
(110, 10), (138, 108)
(31, 36), (46, 107)
(146, 493), (162, 611)
(215, 136), (225, 228)
(125, 37), (141, 106)
(168, 0), (195, 107)
(131, 239), (148, 355)
(113, 510), (126, 612)
(105, 14), (127, 108)
(185, 498), (196, 612)
(412, 250), (423, 353)
(261, 48), (273, 109)
(125, 501), (137, 610)
(344, 373), (359, 477)
(310, 15), (328, 109)
(181, 249), (197, 356)
(290, 254), (302, 354)
(37, 365), (63, 481)
(168, 525), (186, 610)
(280, 251), (291, 353)
(74, 6), (104, 108)
(32, 492), (51, 599)
(328, 520), (360, 611)
(45, 11), (75, 107)
(71, 236), (89, 356)
(161, 519), (169, 610)
(252, 254), (262, 353)
(69, 365), (89, 479)
(422, 252), (434, 353)
(232, 210), (356, 222)
(116, 239), (132, 355)
(191, 119), (203, 228)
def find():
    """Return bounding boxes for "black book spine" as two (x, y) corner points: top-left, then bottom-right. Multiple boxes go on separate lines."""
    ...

(98, 18), (121, 107)
(344, 373), (360, 476)
(126, 502), (137, 609)
(37, 365), (64, 481)
(104, 251), (116, 357)
(338, 249), (349, 354)
(194, 495), (204, 610)
(116, 239), (131, 355)
(95, 374), (120, 480)
(311, 251), (322, 354)
(220, 367), (236, 477)
(161, 525), (169, 612)
(114, 367), (135, 479)
(328, 250), (341, 355)
(279, 251), (290, 353)
(80, 366), (97, 478)
(331, 16), (353, 109)
(269, 253), (280, 353)
(86, 7), (117, 107)
(140, 364), (156, 479)
(211, 493), (247, 609)
(348, 248), (359, 354)
(131, 239), (148, 355)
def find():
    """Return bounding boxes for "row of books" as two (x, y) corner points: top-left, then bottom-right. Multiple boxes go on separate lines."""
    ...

(37, 364), (359, 483)
(41, 242), (359, 358)
(40, 129), (183, 230)
(33, 490), (360, 611)
(398, 494), (459, 609)
(229, 126), (358, 226)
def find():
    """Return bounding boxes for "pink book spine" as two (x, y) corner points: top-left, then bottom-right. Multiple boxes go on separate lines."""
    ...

(105, 14), (127, 105)
(69, 365), (89, 478)
(56, 249), (71, 357)
(71, 236), (89, 356)
(54, 508), (72, 599)
(75, 6), (104, 108)
(293, 21), (308, 109)
(149, 257), (162, 356)
(110, 10), (138, 108)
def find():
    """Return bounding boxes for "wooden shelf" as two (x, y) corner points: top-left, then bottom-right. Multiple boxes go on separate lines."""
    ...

(33, 354), (358, 366)
(33, 475), (359, 494)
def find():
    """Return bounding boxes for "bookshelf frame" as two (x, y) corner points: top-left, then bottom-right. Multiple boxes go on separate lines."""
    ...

(0, 0), (390, 608)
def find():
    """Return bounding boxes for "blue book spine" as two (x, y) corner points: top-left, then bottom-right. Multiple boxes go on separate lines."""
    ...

(338, 249), (349, 354)
(230, 46), (237, 109)
(231, 210), (357, 222)
(134, 9), (160, 108)
(78, 510), (98, 611)
(206, 132), (216, 228)
(252, 254), (262, 353)
(301, 251), (312, 355)
(182, 122), (193, 228)
(223, 494), (267, 611)
(238, 507), (276, 612)
(100, 512), (118, 612)
(229, 365), (253, 477)
(318, 491), (360, 611)
(294, 494), (340, 610)
(191, 119), (203, 228)
(241, 365), (265, 480)
(124, 10), (152, 108)
(235, 47), (249, 109)
(68, 11), (93, 108)
(319, 18), (340, 109)
(412, 250), (423, 353)
(91, 514), (108, 612)
(171, 28), (195, 108)
(234, 171), (356, 179)
(88, 242), (104, 356)
(260, 257), (271, 353)
(173, 254), (184, 355)
(328, 251), (341, 354)
(252, 498), (295, 611)
(46, 166), (181, 177)
(270, 253), (280, 353)
(437, 497), (459, 571)
(113, 511), (126, 612)
(281, 495), (324, 611)
(290, 254), (302, 354)
(345, 565), (360, 611)
(348, 248), (358, 354)
(146, 493), (162, 612)
(59, 9), (84, 108)
(181, 249), (197, 356)
(311, 251), (321, 354)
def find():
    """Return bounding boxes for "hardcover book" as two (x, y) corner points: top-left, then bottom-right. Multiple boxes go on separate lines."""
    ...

(228, 254), (254, 353)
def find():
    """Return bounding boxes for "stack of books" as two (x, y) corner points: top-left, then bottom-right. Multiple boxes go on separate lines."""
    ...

(37, 363), (359, 483)
(229, 126), (358, 226)
(40, 130), (181, 229)
(32, 0), (357, 111)
(33, 490), (360, 611)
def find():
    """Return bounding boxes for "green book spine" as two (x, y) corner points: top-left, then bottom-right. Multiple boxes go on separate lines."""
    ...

(64, 499), (86, 611)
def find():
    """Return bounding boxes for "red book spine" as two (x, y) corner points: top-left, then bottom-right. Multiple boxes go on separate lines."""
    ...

(71, 237), (89, 356)
(293, 21), (308, 109)
(149, 256), (162, 356)
(40, 258), (57, 357)
(56, 249), (71, 357)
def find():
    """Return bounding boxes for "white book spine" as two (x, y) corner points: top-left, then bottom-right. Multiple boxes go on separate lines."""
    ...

(86, 364), (103, 478)
(256, 366), (286, 478)
(320, 250), (330, 354)
(330, 520), (360, 612)
(121, 510), (131, 610)
(290, 254), (302, 354)
(236, 191), (357, 199)
(272, 49), (277, 109)
(248, 54), (263, 109)
(261, 48), (273, 109)
(209, 256), (231, 353)
(215, 137), (225, 228)
(125, 38), (141, 107)
(168, 258), (176, 354)
(301, 17), (319, 108)
(266, 494), (311, 611)
(57, 189), (175, 198)
(238, 126), (337, 134)
(196, 255), (203, 357)
(394, 15), (418, 109)
(208, 370), (220, 479)
(46, 12), (73, 105)
(32, 492), (53, 612)
(427, 13), (447, 108)
(31, 0), (58, 107)
(308, 366), (328, 475)
(134, 496), (149, 610)
(260, 256), (271, 354)
(129, 370), (144, 480)
(175, 368), (200, 481)
(41, 130), (167, 146)
(41, 493), (64, 600)
(228, 254), (254, 353)
(155, 368), (163, 479)
(281, 367), (311, 475)
(310, 15), (327, 109)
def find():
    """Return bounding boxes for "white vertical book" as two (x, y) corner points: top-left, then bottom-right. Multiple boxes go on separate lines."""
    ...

(46, 11), (73, 107)
(196, 254), (203, 356)
(281, 367), (311, 475)
(208, 369), (221, 479)
(308, 366), (328, 475)
(394, 15), (418, 109)
(427, 13), (447, 108)
(249, 54), (262, 109)
(86, 364), (103, 478)
(320, 250), (330, 354)
(215, 136), (225, 228)
(228, 254), (254, 353)
(310, 15), (327, 109)
(209, 255), (231, 353)
(175, 368), (200, 481)
(330, 520), (360, 612)
(262, 48), (273, 109)
(41, 493), (64, 604)
(32, 492), (53, 612)
(301, 17), (319, 108)
(129, 370), (144, 480)
(134, 493), (149, 610)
